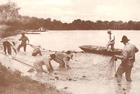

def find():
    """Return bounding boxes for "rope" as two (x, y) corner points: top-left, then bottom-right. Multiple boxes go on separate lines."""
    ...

(0, 52), (33, 67)
(12, 57), (34, 67)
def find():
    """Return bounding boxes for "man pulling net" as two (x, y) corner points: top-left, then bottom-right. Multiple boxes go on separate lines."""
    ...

(28, 51), (73, 75)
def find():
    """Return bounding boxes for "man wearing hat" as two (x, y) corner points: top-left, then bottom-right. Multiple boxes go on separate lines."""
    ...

(115, 35), (139, 82)
(106, 30), (115, 51)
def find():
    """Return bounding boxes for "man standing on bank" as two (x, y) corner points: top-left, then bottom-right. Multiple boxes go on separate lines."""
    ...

(115, 35), (139, 82)
(3, 39), (17, 55)
(17, 32), (29, 52)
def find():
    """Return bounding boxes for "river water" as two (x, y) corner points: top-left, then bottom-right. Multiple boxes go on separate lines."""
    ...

(27, 30), (140, 51)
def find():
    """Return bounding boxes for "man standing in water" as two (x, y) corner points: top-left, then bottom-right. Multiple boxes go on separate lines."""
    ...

(106, 30), (115, 51)
(115, 35), (139, 82)
(17, 32), (29, 52)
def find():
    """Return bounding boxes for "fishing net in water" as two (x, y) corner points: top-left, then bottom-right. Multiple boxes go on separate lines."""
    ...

(106, 56), (116, 79)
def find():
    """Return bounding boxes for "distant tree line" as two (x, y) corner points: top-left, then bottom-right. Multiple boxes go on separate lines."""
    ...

(1, 2), (140, 33)
(3, 18), (140, 30)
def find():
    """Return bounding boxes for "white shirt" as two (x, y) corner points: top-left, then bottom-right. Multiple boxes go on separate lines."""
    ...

(122, 43), (138, 62)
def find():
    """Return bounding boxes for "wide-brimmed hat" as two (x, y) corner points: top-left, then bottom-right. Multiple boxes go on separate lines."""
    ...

(107, 31), (112, 34)
(120, 35), (129, 42)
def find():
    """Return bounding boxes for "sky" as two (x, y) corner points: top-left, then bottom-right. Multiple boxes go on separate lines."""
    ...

(0, 0), (140, 22)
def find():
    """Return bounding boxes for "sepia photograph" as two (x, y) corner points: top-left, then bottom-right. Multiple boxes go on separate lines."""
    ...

(0, 0), (140, 94)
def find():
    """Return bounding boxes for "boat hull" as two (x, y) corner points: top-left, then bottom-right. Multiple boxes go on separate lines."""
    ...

(79, 45), (122, 56)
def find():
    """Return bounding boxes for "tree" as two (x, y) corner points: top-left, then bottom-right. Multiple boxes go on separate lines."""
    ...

(0, 1), (20, 23)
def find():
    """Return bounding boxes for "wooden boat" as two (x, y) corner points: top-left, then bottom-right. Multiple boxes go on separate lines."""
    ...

(79, 45), (122, 56)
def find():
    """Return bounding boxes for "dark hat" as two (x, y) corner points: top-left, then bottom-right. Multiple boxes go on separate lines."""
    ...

(50, 54), (56, 59)
(107, 31), (112, 34)
(66, 50), (71, 54)
(120, 35), (129, 42)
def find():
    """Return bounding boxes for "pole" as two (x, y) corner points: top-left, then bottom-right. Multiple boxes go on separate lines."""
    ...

(12, 57), (33, 67)
(0, 52), (47, 73)
(12, 57), (47, 73)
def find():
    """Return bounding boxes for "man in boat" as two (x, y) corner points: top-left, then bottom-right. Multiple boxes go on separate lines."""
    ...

(17, 32), (29, 52)
(115, 35), (139, 82)
(3, 38), (17, 55)
(106, 30), (115, 51)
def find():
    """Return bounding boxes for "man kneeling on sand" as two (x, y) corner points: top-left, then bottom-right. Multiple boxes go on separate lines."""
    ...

(29, 51), (73, 74)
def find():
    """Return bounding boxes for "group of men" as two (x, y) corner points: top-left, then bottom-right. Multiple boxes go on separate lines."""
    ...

(107, 30), (139, 83)
(2, 32), (73, 74)
(32, 51), (73, 74)
(34, 31), (138, 83)
(2, 32), (29, 55)
(1, 31), (139, 83)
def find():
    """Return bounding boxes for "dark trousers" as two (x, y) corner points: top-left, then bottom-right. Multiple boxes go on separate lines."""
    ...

(3, 43), (12, 55)
(110, 44), (114, 51)
(17, 43), (27, 52)
(3, 41), (12, 55)
(59, 63), (65, 68)
(3, 45), (12, 55)
(47, 62), (53, 73)
(116, 64), (132, 82)
(107, 44), (114, 51)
